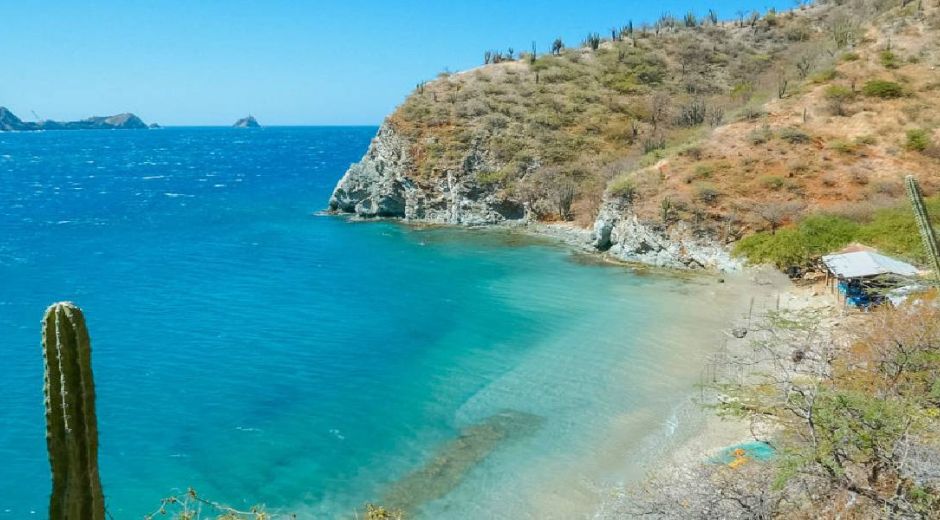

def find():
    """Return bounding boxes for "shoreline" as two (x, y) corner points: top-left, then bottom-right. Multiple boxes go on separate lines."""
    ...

(510, 266), (796, 519)
(321, 210), (800, 518)
(594, 278), (845, 518)
(318, 211), (739, 275)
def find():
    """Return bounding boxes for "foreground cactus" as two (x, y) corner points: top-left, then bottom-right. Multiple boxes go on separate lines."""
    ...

(42, 302), (105, 520)
(905, 175), (940, 281)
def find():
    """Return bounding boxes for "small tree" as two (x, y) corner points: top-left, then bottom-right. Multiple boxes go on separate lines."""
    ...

(755, 201), (802, 234)
(649, 92), (672, 131)
(824, 84), (854, 116)
(551, 38), (564, 56)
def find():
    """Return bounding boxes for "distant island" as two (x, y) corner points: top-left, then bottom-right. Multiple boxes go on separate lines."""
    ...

(233, 115), (260, 128)
(0, 107), (150, 132)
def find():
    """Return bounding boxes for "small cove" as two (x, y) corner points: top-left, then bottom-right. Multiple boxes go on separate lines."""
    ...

(1, 127), (774, 518)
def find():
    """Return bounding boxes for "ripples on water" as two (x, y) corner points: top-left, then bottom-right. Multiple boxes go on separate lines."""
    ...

(1, 128), (737, 518)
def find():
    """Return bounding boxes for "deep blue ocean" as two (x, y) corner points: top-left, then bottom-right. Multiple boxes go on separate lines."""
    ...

(0, 127), (734, 518)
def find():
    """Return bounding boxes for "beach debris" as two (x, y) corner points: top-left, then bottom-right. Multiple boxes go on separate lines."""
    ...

(728, 448), (749, 469)
(710, 441), (775, 468)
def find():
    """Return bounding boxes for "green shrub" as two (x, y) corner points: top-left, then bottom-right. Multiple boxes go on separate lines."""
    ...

(735, 197), (940, 266)
(857, 205), (930, 262)
(840, 52), (860, 62)
(798, 214), (860, 256)
(693, 163), (715, 179)
(779, 127), (811, 144)
(829, 139), (858, 154)
(862, 80), (904, 98)
(880, 50), (900, 69)
(906, 129), (930, 152)
(825, 85), (854, 115)
(694, 182), (721, 203)
(810, 68), (838, 83)
(477, 170), (506, 186)
(608, 175), (637, 200)
(734, 229), (807, 267)
(734, 214), (857, 267)
(761, 175), (786, 190)
(824, 84), (854, 101)
(854, 135), (877, 145)
(748, 126), (774, 145)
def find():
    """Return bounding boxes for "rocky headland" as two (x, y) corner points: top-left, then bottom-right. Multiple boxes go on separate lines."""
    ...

(328, 122), (739, 270)
(327, 0), (939, 273)
(0, 107), (150, 131)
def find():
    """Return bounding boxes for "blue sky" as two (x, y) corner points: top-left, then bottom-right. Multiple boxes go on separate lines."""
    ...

(2, 0), (792, 125)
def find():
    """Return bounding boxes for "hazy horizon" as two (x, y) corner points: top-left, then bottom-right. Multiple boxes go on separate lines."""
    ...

(3, 0), (791, 126)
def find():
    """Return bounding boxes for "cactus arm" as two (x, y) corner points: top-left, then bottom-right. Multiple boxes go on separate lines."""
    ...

(42, 302), (105, 520)
(905, 176), (940, 282)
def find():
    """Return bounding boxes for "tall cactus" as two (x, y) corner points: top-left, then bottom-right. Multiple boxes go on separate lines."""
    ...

(905, 175), (940, 281)
(42, 302), (105, 520)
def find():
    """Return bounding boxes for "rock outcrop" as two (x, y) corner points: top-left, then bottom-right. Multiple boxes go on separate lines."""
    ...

(328, 124), (738, 271)
(592, 199), (741, 271)
(0, 107), (32, 131)
(328, 123), (525, 225)
(0, 107), (150, 131)
(233, 115), (260, 128)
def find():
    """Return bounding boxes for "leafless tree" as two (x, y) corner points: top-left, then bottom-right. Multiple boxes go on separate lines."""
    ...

(754, 201), (803, 234)
(649, 92), (672, 131)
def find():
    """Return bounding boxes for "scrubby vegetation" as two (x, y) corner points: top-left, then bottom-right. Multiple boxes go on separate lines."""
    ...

(863, 79), (905, 98)
(148, 489), (402, 520)
(735, 197), (940, 267)
(622, 303), (940, 518)
(382, 0), (940, 260)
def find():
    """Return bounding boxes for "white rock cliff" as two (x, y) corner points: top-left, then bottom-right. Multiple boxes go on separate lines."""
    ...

(329, 124), (740, 271)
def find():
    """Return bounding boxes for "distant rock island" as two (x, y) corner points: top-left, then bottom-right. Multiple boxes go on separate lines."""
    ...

(233, 115), (260, 128)
(0, 107), (150, 131)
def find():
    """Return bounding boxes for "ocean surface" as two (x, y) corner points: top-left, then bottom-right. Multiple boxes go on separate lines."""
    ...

(0, 127), (739, 518)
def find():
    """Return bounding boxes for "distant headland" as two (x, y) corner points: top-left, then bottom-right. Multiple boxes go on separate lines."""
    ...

(233, 115), (260, 128)
(0, 107), (150, 132)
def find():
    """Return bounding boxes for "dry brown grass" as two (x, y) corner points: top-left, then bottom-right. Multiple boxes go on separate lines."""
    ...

(385, 0), (940, 236)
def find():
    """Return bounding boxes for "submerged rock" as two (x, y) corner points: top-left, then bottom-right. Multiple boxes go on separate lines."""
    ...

(381, 410), (544, 514)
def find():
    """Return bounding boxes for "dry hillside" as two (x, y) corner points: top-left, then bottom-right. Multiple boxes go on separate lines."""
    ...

(382, 0), (940, 265)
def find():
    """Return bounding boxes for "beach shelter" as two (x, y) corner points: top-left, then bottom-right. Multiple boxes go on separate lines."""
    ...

(822, 249), (919, 308)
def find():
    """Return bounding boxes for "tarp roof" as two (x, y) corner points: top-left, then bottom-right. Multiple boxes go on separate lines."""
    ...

(822, 251), (919, 279)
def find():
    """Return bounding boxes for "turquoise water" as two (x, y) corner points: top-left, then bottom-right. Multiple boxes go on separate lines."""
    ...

(0, 128), (736, 518)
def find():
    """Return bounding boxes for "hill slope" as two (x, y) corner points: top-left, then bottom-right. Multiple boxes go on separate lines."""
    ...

(330, 0), (940, 270)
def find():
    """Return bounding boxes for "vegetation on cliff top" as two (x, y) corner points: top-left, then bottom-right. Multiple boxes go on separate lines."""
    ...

(383, 0), (940, 267)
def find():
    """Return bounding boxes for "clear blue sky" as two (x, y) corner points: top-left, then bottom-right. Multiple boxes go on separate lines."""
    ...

(2, 0), (792, 126)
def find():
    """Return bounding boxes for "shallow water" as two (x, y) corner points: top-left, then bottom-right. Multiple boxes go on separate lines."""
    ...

(1, 127), (749, 518)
